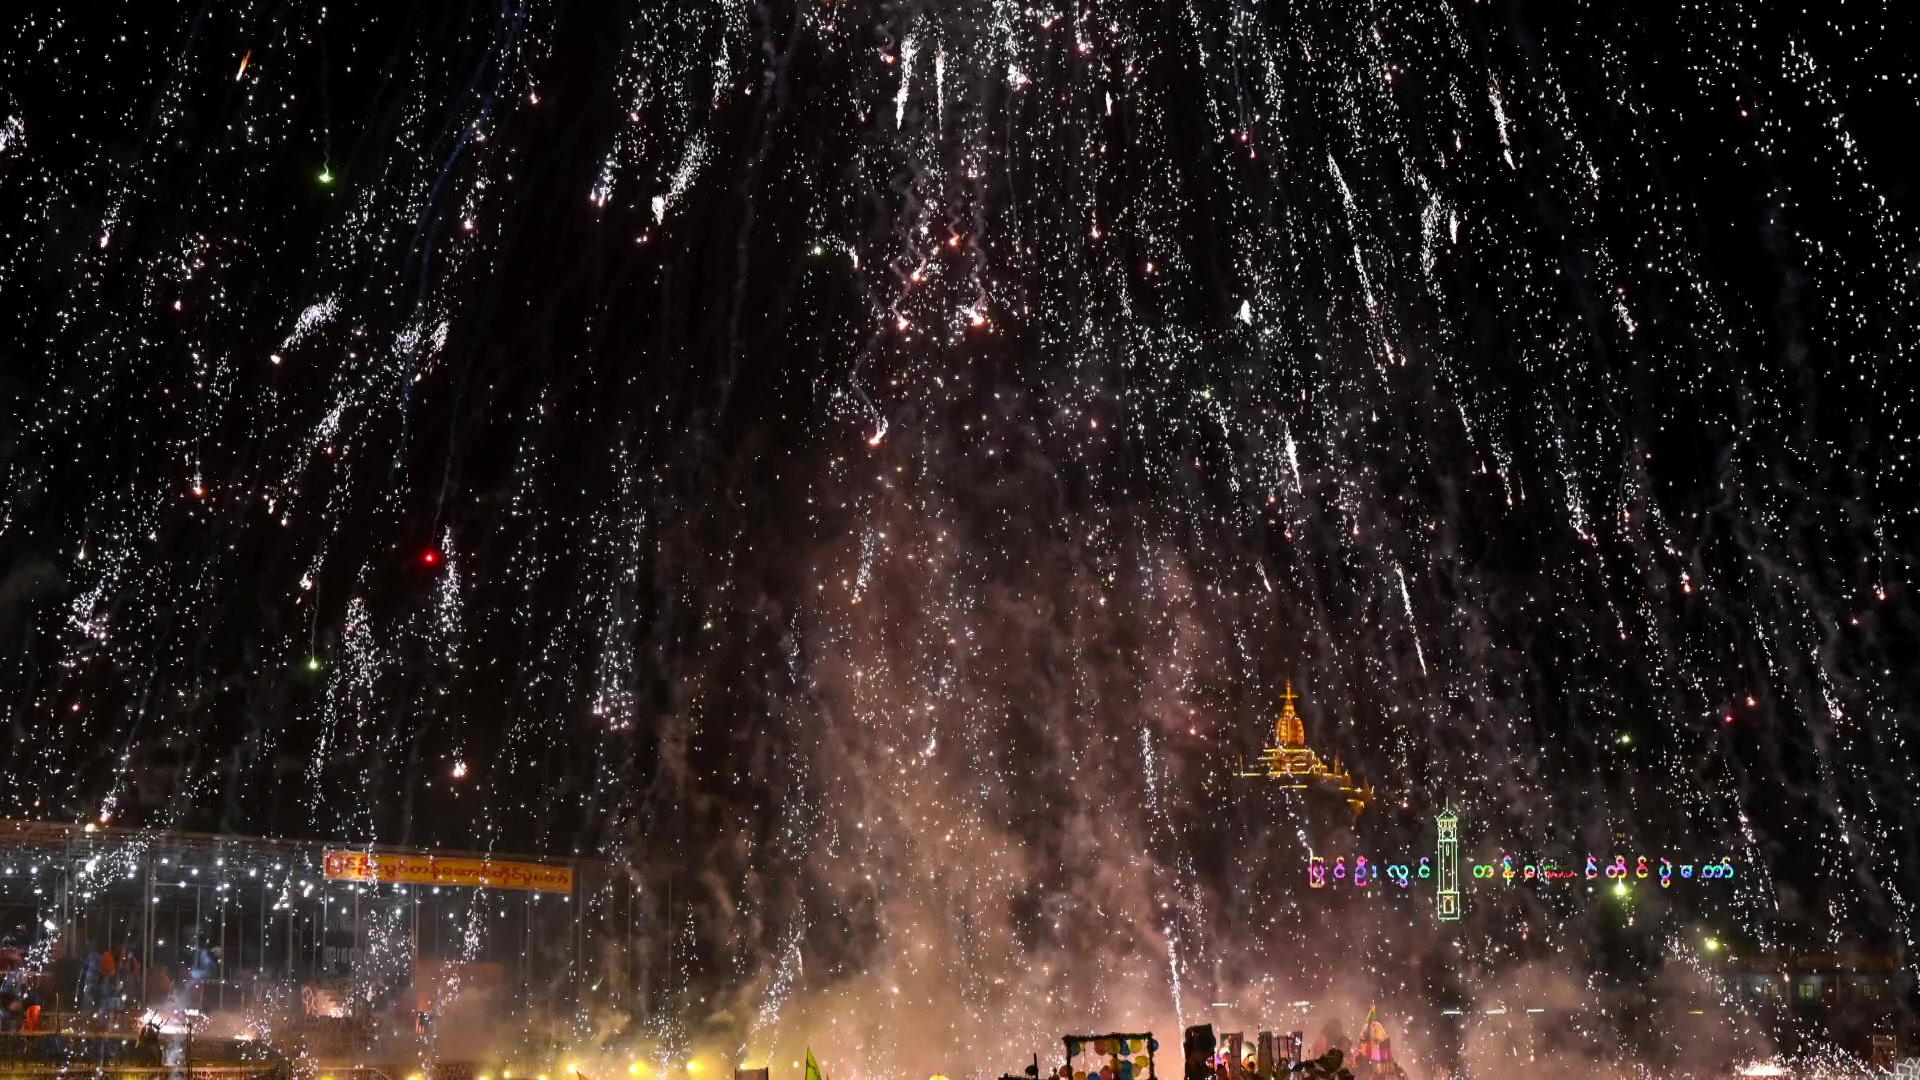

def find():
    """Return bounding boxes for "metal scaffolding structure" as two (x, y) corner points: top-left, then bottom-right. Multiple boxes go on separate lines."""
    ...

(0, 820), (644, 1051)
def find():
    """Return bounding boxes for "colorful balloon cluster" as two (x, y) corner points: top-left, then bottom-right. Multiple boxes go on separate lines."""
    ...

(1061, 1035), (1157, 1080)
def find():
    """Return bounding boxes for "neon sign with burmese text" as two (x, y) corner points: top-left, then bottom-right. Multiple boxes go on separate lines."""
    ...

(1308, 853), (1736, 889)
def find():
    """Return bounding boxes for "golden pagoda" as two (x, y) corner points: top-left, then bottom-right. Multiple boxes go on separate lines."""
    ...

(1240, 680), (1373, 817)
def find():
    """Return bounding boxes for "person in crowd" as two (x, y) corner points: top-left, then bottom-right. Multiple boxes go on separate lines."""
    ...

(1312, 1021), (1349, 1063)
(0, 930), (21, 980)
(147, 961), (173, 1005)
(120, 945), (143, 1010)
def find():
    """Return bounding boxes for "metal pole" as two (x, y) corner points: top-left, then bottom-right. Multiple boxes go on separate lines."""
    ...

(664, 876), (671, 1021)
(411, 885), (420, 1036)
(573, 863), (582, 1021)
(353, 883), (361, 1028)
(61, 831), (71, 1019)
(217, 876), (226, 1006)
(194, 874), (203, 1014)
(142, 849), (154, 1010)
(62, 830), (70, 942)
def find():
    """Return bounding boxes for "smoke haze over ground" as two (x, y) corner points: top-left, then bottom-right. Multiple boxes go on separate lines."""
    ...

(2, 0), (1917, 1075)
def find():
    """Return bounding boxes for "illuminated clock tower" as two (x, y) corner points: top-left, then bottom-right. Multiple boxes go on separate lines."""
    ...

(1436, 807), (1461, 922)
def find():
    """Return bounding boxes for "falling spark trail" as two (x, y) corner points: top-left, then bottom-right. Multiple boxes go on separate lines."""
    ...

(0, 2), (1914, 1074)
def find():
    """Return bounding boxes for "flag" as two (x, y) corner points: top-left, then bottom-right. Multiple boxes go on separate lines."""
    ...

(805, 1049), (826, 1080)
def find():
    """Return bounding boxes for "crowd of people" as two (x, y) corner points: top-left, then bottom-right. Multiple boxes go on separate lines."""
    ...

(0, 929), (149, 1033)
(1193, 1011), (1411, 1080)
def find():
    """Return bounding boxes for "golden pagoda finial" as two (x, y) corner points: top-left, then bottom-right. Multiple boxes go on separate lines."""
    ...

(1239, 676), (1373, 819)
(1276, 678), (1306, 748)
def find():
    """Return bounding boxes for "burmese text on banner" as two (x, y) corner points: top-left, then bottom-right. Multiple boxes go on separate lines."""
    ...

(321, 850), (573, 894)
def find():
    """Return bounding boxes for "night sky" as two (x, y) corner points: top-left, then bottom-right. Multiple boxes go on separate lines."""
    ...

(3, 0), (1918, 1070)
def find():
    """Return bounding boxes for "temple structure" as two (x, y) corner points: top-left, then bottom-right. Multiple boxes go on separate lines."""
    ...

(1239, 681), (1373, 819)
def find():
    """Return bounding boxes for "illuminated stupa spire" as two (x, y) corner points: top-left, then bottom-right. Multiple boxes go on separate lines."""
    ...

(1276, 679), (1306, 747)
(1241, 678), (1373, 817)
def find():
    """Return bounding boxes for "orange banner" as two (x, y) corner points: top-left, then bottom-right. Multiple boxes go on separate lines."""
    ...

(322, 850), (573, 894)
